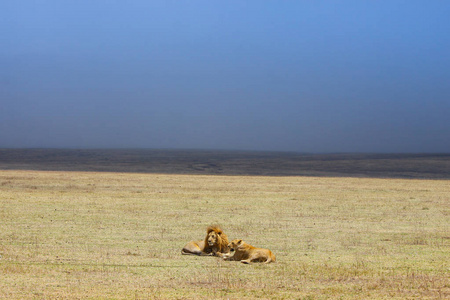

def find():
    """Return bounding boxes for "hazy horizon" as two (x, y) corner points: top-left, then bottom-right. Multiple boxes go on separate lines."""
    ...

(2, 1), (449, 153)
(2, 147), (449, 156)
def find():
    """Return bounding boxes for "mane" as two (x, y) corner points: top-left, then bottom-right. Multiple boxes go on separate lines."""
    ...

(204, 225), (229, 253)
(207, 225), (224, 235)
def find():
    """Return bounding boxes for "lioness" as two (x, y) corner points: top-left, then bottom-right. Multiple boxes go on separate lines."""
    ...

(181, 226), (229, 256)
(220, 239), (276, 264)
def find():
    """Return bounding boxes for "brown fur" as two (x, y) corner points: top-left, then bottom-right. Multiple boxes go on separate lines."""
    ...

(181, 226), (230, 256)
(219, 239), (276, 264)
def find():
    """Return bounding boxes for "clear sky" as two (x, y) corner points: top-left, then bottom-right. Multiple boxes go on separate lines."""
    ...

(1, 1), (449, 153)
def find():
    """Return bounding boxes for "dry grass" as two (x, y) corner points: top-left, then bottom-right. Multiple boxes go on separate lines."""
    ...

(0, 170), (449, 299)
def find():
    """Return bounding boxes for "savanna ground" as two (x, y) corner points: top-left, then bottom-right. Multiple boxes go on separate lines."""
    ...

(0, 169), (448, 299)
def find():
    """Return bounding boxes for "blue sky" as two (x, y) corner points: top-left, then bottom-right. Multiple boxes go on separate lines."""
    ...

(1, 1), (449, 152)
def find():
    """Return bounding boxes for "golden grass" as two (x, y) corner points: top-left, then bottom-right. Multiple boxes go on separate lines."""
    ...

(0, 170), (449, 299)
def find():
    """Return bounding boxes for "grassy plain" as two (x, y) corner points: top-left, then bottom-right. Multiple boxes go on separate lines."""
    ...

(0, 170), (449, 299)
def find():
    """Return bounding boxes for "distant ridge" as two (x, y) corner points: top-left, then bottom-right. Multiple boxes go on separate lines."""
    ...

(0, 149), (449, 179)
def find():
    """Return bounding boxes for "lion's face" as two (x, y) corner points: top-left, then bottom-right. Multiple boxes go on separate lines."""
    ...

(228, 239), (243, 251)
(207, 231), (219, 246)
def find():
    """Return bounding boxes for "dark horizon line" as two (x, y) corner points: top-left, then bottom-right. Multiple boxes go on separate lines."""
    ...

(1, 147), (449, 156)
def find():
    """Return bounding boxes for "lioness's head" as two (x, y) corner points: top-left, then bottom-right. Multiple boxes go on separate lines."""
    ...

(228, 239), (244, 251)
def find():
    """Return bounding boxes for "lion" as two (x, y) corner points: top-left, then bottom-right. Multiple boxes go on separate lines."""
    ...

(219, 239), (276, 264)
(181, 225), (230, 256)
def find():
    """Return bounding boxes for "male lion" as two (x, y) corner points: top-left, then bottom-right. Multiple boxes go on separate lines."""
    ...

(181, 225), (230, 256)
(220, 239), (276, 264)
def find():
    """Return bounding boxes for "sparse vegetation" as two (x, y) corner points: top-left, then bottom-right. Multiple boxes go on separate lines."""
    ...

(1, 170), (448, 299)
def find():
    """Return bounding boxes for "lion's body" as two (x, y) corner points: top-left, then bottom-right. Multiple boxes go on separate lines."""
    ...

(181, 226), (229, 256)
(221, 239), (276, 264)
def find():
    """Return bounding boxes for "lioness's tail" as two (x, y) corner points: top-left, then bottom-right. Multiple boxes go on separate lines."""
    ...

(265, 252), (276, 264)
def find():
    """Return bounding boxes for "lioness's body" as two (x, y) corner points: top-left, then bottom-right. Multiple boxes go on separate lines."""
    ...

(221, 239), (276, 264)
(181, 226), (229, 256)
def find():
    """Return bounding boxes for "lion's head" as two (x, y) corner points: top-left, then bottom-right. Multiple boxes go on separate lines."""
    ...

(204, 225), (229, 253)
(207, 230), (219, 246)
